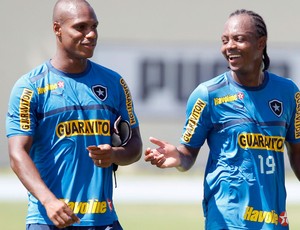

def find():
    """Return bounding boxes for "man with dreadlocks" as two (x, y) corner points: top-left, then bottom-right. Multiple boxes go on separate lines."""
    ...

(145, 9), (300, 229)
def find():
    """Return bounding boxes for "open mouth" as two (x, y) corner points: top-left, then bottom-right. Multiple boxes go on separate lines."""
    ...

(228, 54), (241, 61)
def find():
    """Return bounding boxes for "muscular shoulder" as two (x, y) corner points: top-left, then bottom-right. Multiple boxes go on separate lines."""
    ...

(265, 72), (300, 100)
(267, 72), (298, 89)
(15, 62), (48, 86)
(89, 61), (122, 80)
(189, 72), (229, 102)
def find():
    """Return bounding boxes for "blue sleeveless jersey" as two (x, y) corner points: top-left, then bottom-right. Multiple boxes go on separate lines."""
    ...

(180, 71), (300, 229)
(6, 60), (139, 226)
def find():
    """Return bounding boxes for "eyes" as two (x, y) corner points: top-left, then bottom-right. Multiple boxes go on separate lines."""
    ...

(74, 22), (98, 33)
(221, 35), (246, 45)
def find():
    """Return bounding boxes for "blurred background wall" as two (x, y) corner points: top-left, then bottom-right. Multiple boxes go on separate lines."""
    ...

(2, 0), (300, 174)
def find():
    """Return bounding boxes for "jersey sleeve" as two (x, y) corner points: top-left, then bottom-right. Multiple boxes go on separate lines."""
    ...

(6, 76), (38, 138)
(286, 81), (300, 143)
(117, 77), (139, 129)
(180, 84), (212, 148)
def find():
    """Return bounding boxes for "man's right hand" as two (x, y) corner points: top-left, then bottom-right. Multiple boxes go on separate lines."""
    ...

(44, 197), (80, 228)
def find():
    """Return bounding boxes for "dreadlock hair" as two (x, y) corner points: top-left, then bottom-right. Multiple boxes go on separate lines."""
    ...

(229, 9), (270, 71)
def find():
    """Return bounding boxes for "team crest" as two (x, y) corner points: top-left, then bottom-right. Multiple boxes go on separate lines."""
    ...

(269, 99), (283, 117)
(92, 85), (107, 101)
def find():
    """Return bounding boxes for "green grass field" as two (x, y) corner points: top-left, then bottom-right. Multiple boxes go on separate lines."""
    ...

(1, 202), (299, 229)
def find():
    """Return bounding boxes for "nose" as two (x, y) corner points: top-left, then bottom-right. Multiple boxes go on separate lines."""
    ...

(86, 29), (97, 39)
(225, 39), (236, 50)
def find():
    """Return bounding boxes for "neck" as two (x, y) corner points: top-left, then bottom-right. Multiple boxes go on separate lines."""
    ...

(231, 71), (265, 87)
(51, 55), (88, 74)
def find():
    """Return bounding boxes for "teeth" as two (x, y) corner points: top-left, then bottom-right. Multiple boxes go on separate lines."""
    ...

(229, 55), (240, 60)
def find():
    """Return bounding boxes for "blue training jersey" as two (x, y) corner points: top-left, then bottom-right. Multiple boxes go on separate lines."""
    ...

(6, 60), (139, 226)
(180, 71), (300, 230)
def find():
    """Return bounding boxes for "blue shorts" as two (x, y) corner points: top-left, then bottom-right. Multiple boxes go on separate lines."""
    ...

(26, 221), (123, 230)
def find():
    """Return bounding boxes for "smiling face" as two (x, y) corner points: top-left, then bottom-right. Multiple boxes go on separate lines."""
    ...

(53, 1), (98, 61)
(221, 14), (266, 75)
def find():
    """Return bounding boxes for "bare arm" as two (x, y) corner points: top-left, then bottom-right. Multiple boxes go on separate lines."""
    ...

(113, 127), (143, 165)
(8, 135), (80, 227)
(87, 127), (142, 167)
(144, 136), (200, 172)
(176, 144), (200, 172)
(286, 142), (300, 181)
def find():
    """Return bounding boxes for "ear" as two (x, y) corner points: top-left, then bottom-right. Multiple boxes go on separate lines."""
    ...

(258, 36), (267, 51)
(53, 22), (61, 37)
